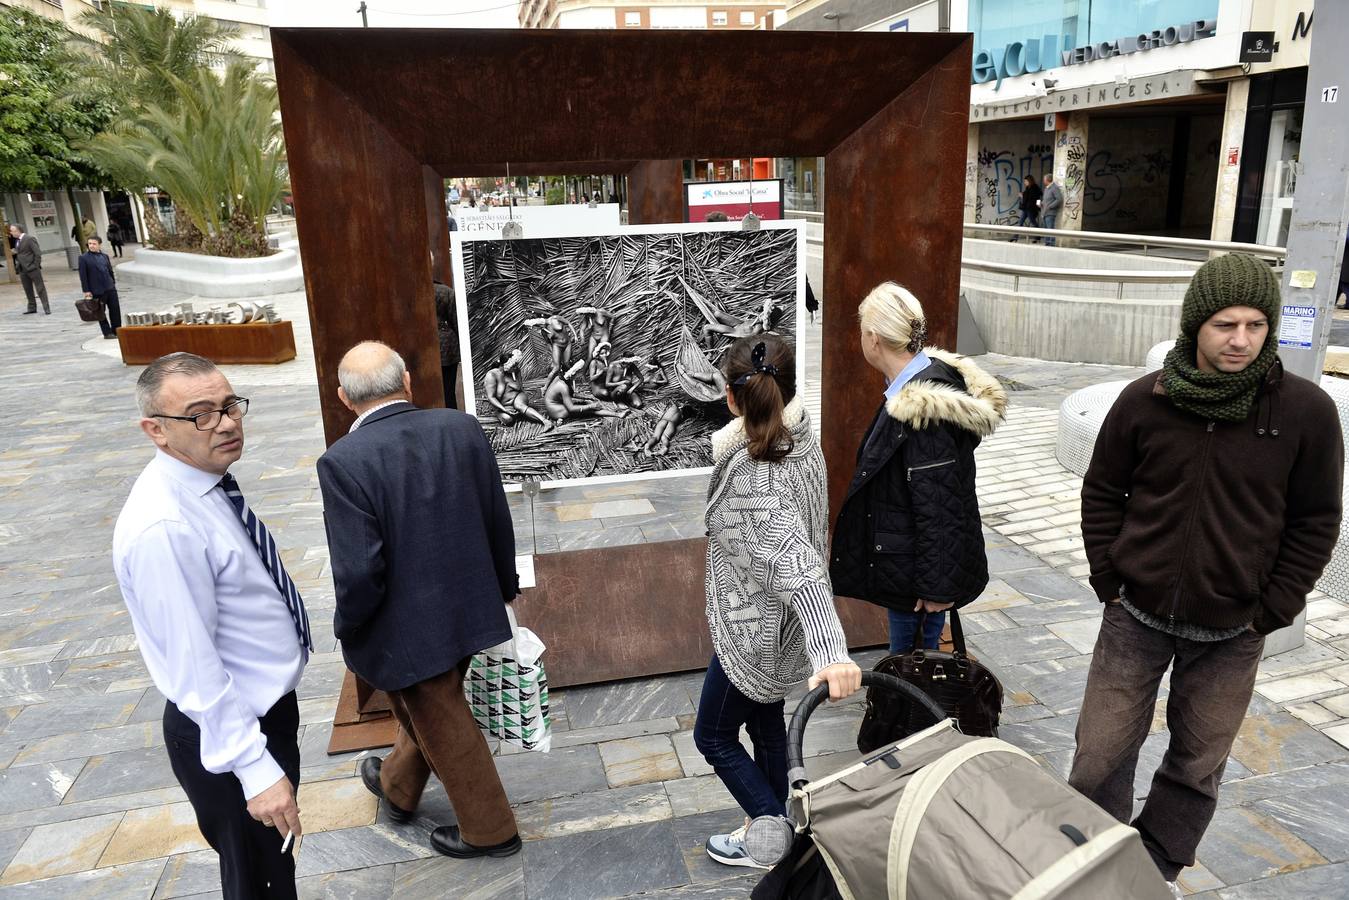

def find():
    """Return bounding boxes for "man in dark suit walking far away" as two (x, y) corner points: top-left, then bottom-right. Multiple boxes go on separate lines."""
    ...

(317, 341), (522, 859)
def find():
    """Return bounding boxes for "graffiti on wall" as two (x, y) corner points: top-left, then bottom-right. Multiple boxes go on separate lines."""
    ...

(1059, 133), (1086, 224)
(975, 143), (1054, 226)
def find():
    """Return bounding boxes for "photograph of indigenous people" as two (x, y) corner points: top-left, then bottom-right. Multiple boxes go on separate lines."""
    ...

(453, 223), (804, 485)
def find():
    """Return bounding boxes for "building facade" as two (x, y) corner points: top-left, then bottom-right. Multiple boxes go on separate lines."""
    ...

(963, 0), (1318, 244)
(518, 0), (784, 30)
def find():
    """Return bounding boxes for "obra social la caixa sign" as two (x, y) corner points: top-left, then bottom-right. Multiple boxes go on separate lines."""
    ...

(974, 19), (1218, 90)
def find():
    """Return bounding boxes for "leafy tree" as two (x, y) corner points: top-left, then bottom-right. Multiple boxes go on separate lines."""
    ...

(87, 63), (285, 256)
(0, 8), (114, 246)
(71, 5), (240, 116)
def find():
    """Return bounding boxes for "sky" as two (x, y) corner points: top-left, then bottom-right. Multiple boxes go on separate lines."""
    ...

(268, 0), (518, 30)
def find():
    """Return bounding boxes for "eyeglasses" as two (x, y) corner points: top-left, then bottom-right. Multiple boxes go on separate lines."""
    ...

(153, 398), (249, 431)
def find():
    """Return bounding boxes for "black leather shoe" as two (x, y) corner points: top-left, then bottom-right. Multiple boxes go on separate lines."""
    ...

(431, 825), (522, 859)
(359, 756), (414, 823)
(21, 310), (35, 315)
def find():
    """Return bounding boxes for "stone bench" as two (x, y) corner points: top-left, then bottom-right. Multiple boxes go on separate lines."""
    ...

(117, 247), (303, 298)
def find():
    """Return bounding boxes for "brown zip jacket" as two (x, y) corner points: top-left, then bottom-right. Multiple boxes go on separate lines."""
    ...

(1082, 361), (1343, 634)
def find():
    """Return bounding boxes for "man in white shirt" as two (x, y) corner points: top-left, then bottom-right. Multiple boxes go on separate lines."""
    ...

(113, 352), (311, 899)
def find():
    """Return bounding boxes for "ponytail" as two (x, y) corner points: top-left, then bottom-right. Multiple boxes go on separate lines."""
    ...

(723, 334), (797, 463)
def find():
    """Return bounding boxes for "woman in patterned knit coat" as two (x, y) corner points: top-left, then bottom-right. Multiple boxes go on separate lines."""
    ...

(695, 333), (862, 868)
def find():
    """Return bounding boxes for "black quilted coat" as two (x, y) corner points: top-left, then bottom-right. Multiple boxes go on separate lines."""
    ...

(830, 349), (1007, 611)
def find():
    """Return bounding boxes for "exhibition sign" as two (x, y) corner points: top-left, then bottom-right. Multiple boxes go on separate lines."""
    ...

(451, 220), (806, 488)
(683, 180), (783, 223)
(454, 203), (622, 239)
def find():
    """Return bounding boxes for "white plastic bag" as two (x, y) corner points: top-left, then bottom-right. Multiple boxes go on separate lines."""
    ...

(464, 605), (552, 752)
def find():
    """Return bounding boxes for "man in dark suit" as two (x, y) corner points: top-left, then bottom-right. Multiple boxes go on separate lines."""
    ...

(78, 236), (122, 338)
(9, 224), (49, 315)
(317, 341), (522, 859)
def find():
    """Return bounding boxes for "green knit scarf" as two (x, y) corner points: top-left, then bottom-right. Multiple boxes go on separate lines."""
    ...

(1160, 335), (1277, 423)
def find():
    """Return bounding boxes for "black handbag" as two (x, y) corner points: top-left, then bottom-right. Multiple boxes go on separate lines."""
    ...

(856, 608), (1003, 753)
(75, 295), (105, 322)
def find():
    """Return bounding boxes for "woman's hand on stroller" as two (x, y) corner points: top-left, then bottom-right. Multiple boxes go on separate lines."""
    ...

(809, 661), (862, 702)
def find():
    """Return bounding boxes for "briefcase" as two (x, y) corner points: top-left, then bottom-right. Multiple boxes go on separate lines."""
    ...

(75, 296), (104, 322)
(856, 608), (1002, 752)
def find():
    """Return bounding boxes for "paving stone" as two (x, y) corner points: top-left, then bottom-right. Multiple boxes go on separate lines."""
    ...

(999, 714), (1081, 755)
(293, 824), (432, 878)
(670, 808), (753, 884)
(998, 569), (1097, 603)
(0, 760), (85, 814)
(1001, 595), (1102, 627)
(152, 849), (219, 899)
(296, 777), (378, 834)
(515, 783), (672, 841)
(0, 827), (30, 878)
(985, 546), (1044, 574)
(62, 746), (178, 805)
(1286, 701), (1342, 726)
(522, 819), (689, 900)
(391, 853), (525, 899)
(0, 858), (167, 899)
(496, 745), (610, 805)
(550, 716), (681, 750)
(1208, 860), (1349, 897)
(99, 800), (208, 866)
(966, 625), (1080, 666)
(963, 579), (1032, 612)
(662, 775), (738, 818)
(293, 863), (397, 899)
(1253, 781), (1349, 862)
(10, 720), (163, 767)
(597, 735), (684, 788)
(1196, 807), (1328, 886)
(5, 691), (140, 741)
(1325, 722), (1349, 751)
(1045, 617), (1103, 654)
(562, 678), (696, 730)
(0, 812), (122, 886)
(1041, 730), (1252, 801)
(0, 662), (69, 696)
(1229, 713), (1349, 775)
(1254, 672), (1347, 704)
(633, 874), (759, 898)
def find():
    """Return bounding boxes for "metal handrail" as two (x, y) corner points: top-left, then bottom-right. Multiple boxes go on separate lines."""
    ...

(963, 224), (1287, 262)
(961, 258), (1193, 300)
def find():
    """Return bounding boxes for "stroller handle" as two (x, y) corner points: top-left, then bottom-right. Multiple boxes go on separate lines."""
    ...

(786, 671), (946, 789)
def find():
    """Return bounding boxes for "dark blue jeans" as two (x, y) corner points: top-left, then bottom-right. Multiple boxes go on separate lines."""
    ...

(693, 656), (788, 819)
(887, 609), (945, 655)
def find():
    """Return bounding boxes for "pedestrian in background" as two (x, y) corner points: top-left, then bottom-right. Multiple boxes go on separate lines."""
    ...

(1040, 173), (1064, 246)
(106, 220), (125, 258)
(1071, 253), (1343, 893)
(433, 279), (461, 410)
(78, 235), (122, 339)
(114, 353), (311, 899)
(319, 342), (522, 860)
(9, 224), (49, 316)
(696, 333), (860, 868)
(831, 282), (1006, 653)
(1015, 175), (1041, 240)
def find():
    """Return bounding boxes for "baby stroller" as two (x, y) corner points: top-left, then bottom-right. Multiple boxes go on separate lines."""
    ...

(750, 673), (1172, 900)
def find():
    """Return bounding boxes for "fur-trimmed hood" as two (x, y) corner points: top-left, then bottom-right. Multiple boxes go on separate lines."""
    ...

(885, 348), (1007, 437)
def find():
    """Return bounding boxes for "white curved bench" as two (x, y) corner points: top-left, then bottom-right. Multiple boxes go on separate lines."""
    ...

(1144, 340), (1174, 373)
(117, 247), (304, 299)
(1055, 381), (1131, 476)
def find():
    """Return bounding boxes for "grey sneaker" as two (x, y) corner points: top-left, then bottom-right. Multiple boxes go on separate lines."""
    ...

(705, 824), (766, 869)
(1166, 882), (1184, 899)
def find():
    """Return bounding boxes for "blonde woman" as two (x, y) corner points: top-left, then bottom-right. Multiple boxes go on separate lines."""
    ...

(830, 282), (1007, 653)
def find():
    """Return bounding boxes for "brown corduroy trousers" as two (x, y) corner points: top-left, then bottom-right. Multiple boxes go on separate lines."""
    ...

(379, 663), (518, 846)
(1069, 600), (1264, 881)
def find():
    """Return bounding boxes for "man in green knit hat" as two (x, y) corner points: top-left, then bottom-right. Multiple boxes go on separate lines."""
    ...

(1072, 252), (1344, 892)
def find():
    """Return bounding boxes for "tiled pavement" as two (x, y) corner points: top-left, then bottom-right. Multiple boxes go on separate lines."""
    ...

(1, 268), (1348, 899)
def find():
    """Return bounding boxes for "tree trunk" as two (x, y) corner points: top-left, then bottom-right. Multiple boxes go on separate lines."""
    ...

(65, 186), (87, 249)
(0, 213), (16, 285)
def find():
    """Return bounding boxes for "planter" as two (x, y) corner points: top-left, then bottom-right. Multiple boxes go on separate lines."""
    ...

(117, 321), (296, 365)
(116, 246), (303, 298)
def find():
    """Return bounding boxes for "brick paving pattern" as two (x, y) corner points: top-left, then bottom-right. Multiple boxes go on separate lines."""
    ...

(0, 266), (1346, 898)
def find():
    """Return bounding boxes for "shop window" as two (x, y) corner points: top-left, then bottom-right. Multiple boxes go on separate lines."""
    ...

(1257, 107), (1302, 248)
(712, 11), (728, 26)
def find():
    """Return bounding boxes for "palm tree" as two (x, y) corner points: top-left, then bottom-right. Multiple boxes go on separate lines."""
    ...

(86, 63), (286, 254)
(72, 5), (241, 116)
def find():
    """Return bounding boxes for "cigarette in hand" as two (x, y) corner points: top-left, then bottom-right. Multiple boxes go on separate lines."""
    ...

(281, 832), (294, 854)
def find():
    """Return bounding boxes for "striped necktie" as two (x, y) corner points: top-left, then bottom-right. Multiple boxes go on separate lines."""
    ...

(219, 473), (313, 657)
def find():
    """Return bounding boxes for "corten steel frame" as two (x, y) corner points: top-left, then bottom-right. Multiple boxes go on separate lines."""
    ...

(272, 27), (972, 751)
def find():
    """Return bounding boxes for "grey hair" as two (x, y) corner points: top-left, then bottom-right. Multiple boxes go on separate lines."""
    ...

(136, 353), (220, 417)
(338, 342), (407, 405)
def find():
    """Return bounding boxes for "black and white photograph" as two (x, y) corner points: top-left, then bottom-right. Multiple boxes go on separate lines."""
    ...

(452, 221), (805, 486)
